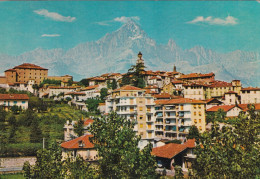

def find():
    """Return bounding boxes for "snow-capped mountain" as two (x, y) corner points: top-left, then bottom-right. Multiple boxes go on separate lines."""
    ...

(0, 20), (259, 86)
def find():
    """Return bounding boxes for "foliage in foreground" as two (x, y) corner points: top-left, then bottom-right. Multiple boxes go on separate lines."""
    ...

(193, 104), (260, 178)
(23, 142), (97, 179)
(89, 112), (158, 178)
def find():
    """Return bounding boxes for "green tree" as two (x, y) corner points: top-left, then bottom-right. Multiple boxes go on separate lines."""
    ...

(100, 88), (108, 102)
(174, 165), (184, 179)
(74, 119), (84, 137)
(30, 118), (43, 143)
(111, 79), (117, 90)
(128, 62), (146, 88)
(187, 125), (200, 141)
(89, 112), (157, 178)
(68, 79), (73, 86)
(193, 104), (260, 178)
(206, 108), (226, 124)
(120, 74), (131, 87)
(23, 141), (95, 179)
(85, 98), (102, 113)
(78, 78), (89, 87)
(11, 105), (19, 114)
(8, 115), (17, 143)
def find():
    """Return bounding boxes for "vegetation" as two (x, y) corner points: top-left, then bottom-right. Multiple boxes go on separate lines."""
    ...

(120, 63), (146, 88)
(0, 100), (88, 157)
(39, 79), (61, 87)
(165, 139), (182, 144)
(89, 112), (158, 178)
(85, 98), (102, 114)
(100, 88), (108, 102)
(187, 125), (200, 141)
(23, 141), (96, 179)
(74, 118), (84, 137)
(78, 78), (89, 87)
(193, 104), (260, 178)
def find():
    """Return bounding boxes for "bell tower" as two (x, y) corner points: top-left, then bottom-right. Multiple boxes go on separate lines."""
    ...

(136, 52), (145, 70)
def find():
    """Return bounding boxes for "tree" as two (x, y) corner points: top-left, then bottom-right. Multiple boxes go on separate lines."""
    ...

(78, 78), (89, 87)
(85, 98), (102, 113)
(8, 115), (17, 143)
(187, 125), (200, 141)
(23, 141), (96, 179)
(174, 165), (184, 179)
(11, 105), (19, 114)
(30, 118), (43, 143)
(111, 79), (117, 90)
(100, 88), (108, 102)
(89, 112), (157, 178)
(0, 106), (6, 122)
(128, 63), (146, 88)
(74, 119), (84, 137)
(193, 104), (260, 178)
(68, 79), (73, 86)
(206, 108), (226, 124)
(120, 75), (131, 87)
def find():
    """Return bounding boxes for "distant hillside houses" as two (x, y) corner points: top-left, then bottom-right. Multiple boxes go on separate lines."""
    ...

(0, 52), (259, 145)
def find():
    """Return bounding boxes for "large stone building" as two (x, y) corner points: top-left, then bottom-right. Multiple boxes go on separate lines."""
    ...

(4, 63), (48, 85)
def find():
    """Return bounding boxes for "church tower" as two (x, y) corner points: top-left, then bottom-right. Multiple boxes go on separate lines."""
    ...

(136, 51), (145, 70)
(173, 64), (177, 72)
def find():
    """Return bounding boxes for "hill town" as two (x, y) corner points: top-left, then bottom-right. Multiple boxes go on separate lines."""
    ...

(0, 52), (259, 177)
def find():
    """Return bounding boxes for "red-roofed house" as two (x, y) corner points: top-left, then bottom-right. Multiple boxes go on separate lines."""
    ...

(0, 94), (29, 111)
(64, 118), (94, 141)
(61, 134), (97, 161)
(207, 105), (242, 118)
(223, 91), (240, 105)
(152, 139), (196, 171)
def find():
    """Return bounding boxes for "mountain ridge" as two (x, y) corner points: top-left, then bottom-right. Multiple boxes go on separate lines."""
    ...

(0, 20), (259, 86)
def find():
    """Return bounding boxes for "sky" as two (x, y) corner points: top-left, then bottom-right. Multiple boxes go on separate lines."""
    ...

(0, 1), (260, 56)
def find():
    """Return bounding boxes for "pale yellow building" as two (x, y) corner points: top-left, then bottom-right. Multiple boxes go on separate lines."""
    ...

(154, 98), (206, 140)
(241, 87), (260, 104)
(105, 85), (155, 140)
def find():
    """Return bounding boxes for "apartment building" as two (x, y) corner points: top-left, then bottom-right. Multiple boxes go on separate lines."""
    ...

(240, 87), (260, 104)
(105, 85), (155, 141)
(154, 98), (206, 140)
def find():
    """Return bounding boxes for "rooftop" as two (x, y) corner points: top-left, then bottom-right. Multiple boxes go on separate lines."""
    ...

(0, 94), (29, 100)
(114, 85), (144, 91)
(61, 134), (94, 149)
(13, 63), (48, 70)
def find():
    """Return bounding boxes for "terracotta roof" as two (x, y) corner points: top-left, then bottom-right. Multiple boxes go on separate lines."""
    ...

(155, 98), (205, 105)
(172, 80), (183, 84)
(114, 85), (144, 91)
(151, 139), (195, 159)
(144, 85), (159, 89)
(238, 104), (260, 111)
(81, 85), (99, 91)
(49, 86), (78, 89)
(13, 63), (48, 70)
(90, 77), (105, 81)
(153, 93), (172, 99)
(208, 80), (232, 88)
(225, 91), (237, 94)
(0, 94), (29, 100)
(179, 72), (214, 79)
(65, 92), (86, 95)
(205, 98), (222, 104)
(5, 69), (16, 72)
(207, 105), (238, 112)
(241, 87), (260, 91)
(61, 134), (94, 149)
(84, 119), (94, 126)
(150, 76), (161, 80)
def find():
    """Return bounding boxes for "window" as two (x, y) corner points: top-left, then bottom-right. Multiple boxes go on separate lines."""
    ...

(140, 107), (143, 111)
(194, 112), (196, 116)
(140, 123), (143, 128)
(140, 115), (143, 120)
(199, 119), (201, 123)
(22, 101), (26, 104)
(13, 101), (17, 104)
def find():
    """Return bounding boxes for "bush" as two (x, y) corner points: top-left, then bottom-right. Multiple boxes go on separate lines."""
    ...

(0, 143), (42, 157)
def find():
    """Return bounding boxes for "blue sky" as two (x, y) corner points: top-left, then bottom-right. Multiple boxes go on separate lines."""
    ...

(0, 1), (260, 55)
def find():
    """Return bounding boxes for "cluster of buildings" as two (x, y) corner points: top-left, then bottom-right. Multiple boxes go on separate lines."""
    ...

(1, 52), (259, 172)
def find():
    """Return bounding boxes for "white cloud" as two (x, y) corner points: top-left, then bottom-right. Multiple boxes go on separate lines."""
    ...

(96, 16), (140, 26)
(34, 9), (76, 22)
(41, 34), (60, 37)
(187, 15), (238, 26)
(114, 16), (140, 23)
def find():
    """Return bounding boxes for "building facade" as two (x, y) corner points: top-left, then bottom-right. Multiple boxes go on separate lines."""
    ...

(0, 94), (29, 110)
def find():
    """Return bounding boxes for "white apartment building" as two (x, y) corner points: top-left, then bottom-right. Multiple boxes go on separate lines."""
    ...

(241, 87), (260, 104)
